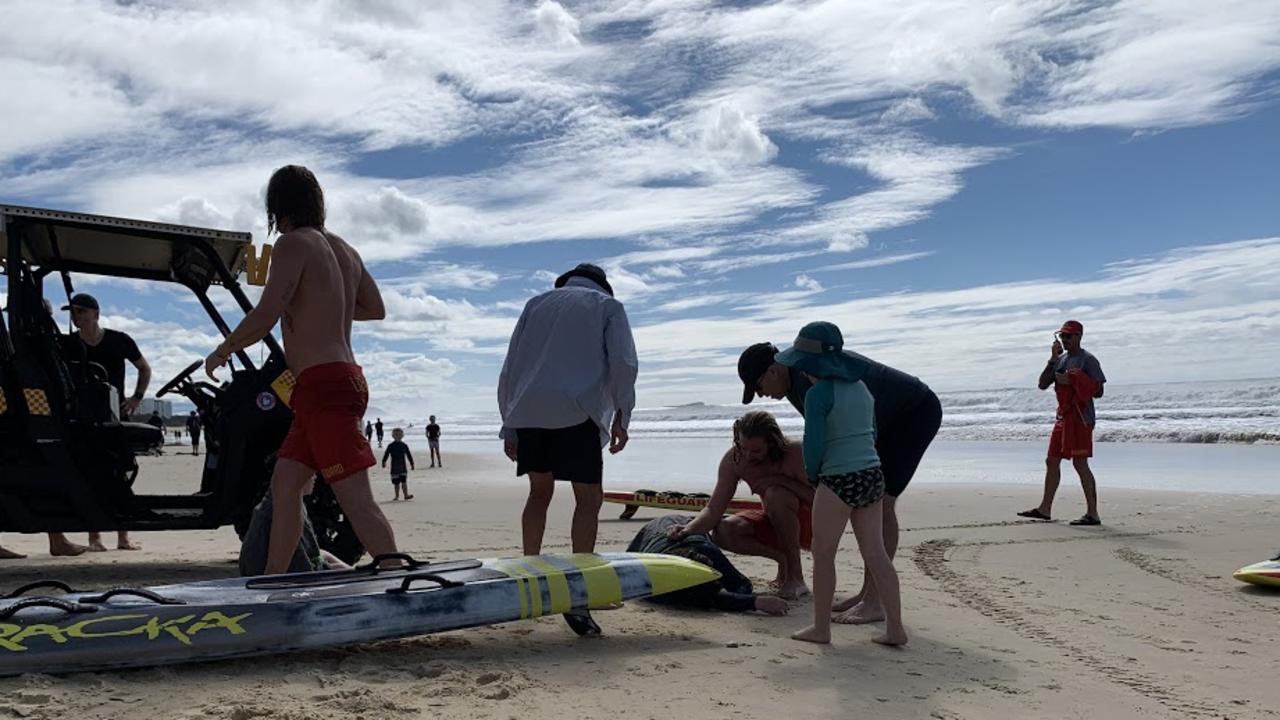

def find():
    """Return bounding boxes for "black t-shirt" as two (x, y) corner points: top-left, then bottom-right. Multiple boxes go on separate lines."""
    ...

(787, 353), (931, 429)
(426, 423), (441, 440)
(67, 329), (141, 404)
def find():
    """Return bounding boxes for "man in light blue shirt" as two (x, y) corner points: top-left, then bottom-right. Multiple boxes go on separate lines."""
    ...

(498, 263), (638, 635)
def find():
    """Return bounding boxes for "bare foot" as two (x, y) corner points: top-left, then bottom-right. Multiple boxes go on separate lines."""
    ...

(790, 625), (830, 644)
(755, 596), (789, 616)
(832, 594), (864, 613)
(832, 602), (885, 625)
(87, 541), (109, 553)
(117, 540), (142, 551)
(597, 601), (625, 611)
(873, 627), (909, 646)
(776, 581), (810, 600)
(51, 539), (91, 557)
(0, 545), (26, 560)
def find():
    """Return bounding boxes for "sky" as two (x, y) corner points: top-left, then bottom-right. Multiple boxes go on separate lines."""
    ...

(2, 0), (1279, 419)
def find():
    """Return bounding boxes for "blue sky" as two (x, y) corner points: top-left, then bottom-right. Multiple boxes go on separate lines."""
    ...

(2, 1), (1279, 418)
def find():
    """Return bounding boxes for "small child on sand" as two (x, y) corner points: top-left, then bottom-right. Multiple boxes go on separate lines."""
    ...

(382, 428), (416, 501)
(776, 321), (907, 647)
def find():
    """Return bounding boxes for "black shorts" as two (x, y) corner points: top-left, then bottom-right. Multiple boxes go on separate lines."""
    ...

(516, 419), (603, 485)
(876, 390), (942, 497)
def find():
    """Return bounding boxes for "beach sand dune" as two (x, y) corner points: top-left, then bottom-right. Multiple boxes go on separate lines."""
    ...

(1, 449), (1278, 719)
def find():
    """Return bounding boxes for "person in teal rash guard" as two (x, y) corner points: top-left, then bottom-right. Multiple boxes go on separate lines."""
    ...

(777, 322), (907, 647)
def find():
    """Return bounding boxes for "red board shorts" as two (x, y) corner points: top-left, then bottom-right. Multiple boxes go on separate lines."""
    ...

(737, 503), (813, 552)
(1048, 420), (1093, 460)
(278, 362), (375, 482)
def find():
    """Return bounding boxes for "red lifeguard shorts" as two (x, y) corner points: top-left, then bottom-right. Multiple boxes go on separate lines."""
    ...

(278, 362), (375, 482)
(738, 503), (814, 552)
(1048, 420), (1093, 460)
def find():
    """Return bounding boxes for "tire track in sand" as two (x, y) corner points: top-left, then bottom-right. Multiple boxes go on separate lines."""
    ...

(913, 539), (1227, 718)
(1115, 547), (1276, 614)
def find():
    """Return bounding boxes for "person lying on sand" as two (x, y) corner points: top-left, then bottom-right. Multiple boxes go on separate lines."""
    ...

(239, 479), (348, 576)
(629, 514), (787, 615)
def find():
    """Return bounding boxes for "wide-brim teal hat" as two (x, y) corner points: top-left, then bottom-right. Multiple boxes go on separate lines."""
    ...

(775, 321), (869, 382)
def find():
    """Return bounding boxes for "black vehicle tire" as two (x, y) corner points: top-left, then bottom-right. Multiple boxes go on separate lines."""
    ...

(305, 481), (365, 565)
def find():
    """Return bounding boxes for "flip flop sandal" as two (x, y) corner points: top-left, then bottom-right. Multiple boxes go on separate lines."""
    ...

(1016, 508), (1052, 520)
(1069, 515), (1101, 526)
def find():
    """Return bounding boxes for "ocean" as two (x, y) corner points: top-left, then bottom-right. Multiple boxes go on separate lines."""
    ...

(396, 377), (1280, 445)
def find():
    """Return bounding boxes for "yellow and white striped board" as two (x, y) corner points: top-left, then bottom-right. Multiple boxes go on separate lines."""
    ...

(1233, 560), (1280, 588)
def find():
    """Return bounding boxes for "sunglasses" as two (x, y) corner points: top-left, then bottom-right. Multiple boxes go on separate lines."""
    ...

(1057, 333), (1078, 339)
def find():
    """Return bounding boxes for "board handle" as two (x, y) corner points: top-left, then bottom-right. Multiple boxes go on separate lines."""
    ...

(0, 597), (97, 620)
(355, 553), (431, 572)
(3, 580), (79, 599)
(78, 588), (186, 606)
(386, 573), (465, 594)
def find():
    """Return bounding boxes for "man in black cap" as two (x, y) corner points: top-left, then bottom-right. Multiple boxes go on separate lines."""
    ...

(498, 262), (637, 636)
(63, 292), (151, 552)
(737, 340), (941, 624)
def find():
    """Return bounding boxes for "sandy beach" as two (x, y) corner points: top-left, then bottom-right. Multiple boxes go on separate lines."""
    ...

(2, 442), (1278, 720)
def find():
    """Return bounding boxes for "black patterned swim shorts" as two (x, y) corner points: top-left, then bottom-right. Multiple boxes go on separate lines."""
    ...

(818, 466), (885, 509)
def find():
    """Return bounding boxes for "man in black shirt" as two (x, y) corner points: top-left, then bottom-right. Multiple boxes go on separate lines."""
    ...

(738, 341), (942, 624)
(374, 417), (384, 448)
(64, 293), (151, 552)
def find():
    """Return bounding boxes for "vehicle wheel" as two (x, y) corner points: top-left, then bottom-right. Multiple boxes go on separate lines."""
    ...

(305, 481), (365, 565)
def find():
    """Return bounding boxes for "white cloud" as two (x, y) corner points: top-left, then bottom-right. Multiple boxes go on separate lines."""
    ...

(794, 274), (823, 292)
(809, 251), (936, 273)
(535, 1), (583, 47)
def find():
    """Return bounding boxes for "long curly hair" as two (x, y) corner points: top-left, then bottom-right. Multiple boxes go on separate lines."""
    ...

(732, 410), (789, 464)
(266, 165), (326, 234)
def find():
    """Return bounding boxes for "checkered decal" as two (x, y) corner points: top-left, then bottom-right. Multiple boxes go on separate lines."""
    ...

(23, 388), (51, 416)
(270, 370), (296, 408)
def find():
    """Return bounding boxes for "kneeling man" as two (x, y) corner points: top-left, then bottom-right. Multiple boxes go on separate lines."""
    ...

(667, 411), (812, 599)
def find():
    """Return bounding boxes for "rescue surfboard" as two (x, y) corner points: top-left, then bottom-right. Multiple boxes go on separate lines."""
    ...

(0, 552), (719, 676)
(603, 490), (763, 519)
(1233, 559), (1280, 588)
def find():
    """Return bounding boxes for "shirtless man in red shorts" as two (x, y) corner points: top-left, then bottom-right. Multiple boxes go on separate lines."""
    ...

(205, 165), (398, 574)
(667, 411), (813, 599)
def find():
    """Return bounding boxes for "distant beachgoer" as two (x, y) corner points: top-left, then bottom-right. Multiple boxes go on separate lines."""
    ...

(776, 321), (907, 647)
(365, 420), (374, 443)
(667, 411), (813, 600)
(738, 337), (939, 624)
(187, 410), (202, 456)
(628, 515), (788, 615)
(382, 428), (415, 501)
(498, 263), (638, 636)
(374, 418), (384, 448)
(426, 415), (442, 468)
(1019, 320), (1107, 526)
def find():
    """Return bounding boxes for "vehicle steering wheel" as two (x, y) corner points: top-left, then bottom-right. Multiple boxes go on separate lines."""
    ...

(156, 360), (203, 398)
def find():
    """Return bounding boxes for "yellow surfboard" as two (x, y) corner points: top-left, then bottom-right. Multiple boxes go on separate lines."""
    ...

(1233, 560), (1280, 588)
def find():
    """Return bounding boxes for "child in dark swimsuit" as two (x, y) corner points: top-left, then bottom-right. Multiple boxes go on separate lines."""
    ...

(777, 322), (907, 647)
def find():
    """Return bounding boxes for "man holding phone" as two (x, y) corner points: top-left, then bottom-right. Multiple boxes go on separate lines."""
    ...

(1019, 320), (1107, 525)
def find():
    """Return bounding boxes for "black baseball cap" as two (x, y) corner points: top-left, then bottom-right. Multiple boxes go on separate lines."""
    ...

(737, 342), (779, 404)
(61, 293), (99, 311)
(555, 263), (613, 296)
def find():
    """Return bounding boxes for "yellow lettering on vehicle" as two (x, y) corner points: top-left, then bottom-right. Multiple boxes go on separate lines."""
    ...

(245, 244), (273, 286)
(142, 615), (197, 645)
(186, 611), (251, 637)
(0, 611), (253, 652)
(9, 624), (69, 647)
(63, 614), (151, 639)
(0, 624), (26, 652)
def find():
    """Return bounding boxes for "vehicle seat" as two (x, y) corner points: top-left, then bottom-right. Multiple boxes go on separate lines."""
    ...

(97, 419), (165, 454)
